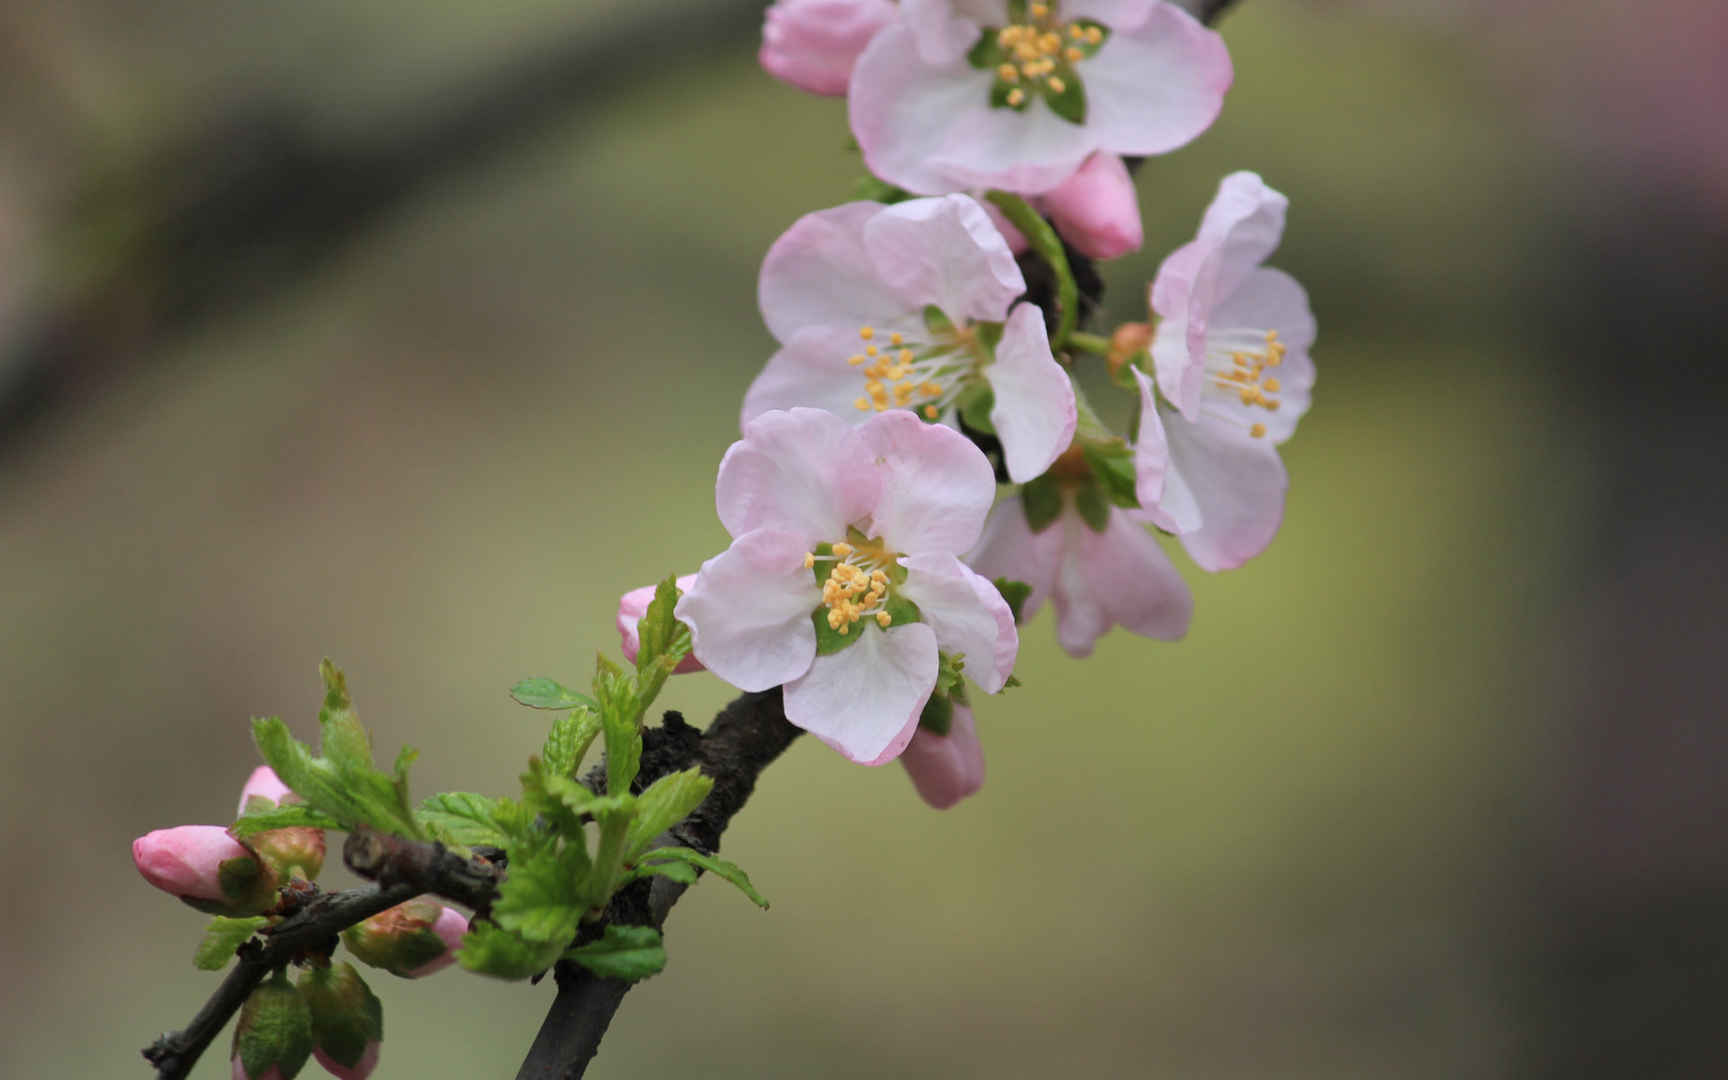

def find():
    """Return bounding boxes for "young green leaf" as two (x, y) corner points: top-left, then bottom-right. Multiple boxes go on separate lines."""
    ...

(633, 576), (682, 677)
(594, 656), (643, 797)
(489, 847), (586, 946)
(640, 847), (769, 909)
(542, 707), (602, 779)
(416, 792), (519, 848)
(229, 803), (340, 839)
(623, 768), (713, 860)
(626, 859), (698, 887)
(458, 921), (565, 981)
(565, 925), (667, 982)
(193, 916), (270, 970)
(508, 677), (598, 712)
(251, 715), (422, 840)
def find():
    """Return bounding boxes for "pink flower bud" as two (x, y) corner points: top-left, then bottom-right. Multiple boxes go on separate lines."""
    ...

(300, 962), (383, 1080)
(133, 825), (280, 915)
(342, 898), (468, 978)
(981, 200), (1031, 256)
(313, 1043), (380, 1080)
(231, 972), (313, 1080)
(898, 705), (986, 809)
(1038, 153), (1144, 260)
(617, 575), (703, 674)
(237, 766), (293, 815)
(759, 0), (895, 97)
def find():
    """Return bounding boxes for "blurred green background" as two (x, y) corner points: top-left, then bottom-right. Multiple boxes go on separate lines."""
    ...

(4, 1), (1724, 1077)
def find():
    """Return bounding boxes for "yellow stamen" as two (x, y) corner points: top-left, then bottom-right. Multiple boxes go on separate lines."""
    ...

(854, 397), (870, 411)
(831, 542), (853, 557)
(1007, 88), (1026, 106)
(1069, 24), (1085, 39)
(1030, 2), (1050, 18)
(1065, 46), (1083, 62)
(923, 405), (940, 419)
(876, 612), (892, 629)
(998, 63), (1019, 83)
(848, 354), (867, 366)
(889, 332), (903, 346)
(865, 345), (878, 356)
(859, 326), (874, 340)
(1085, 26), (1103, 44)
(1047, 76), (1066, 94)
(1250, 423), (1267, 438)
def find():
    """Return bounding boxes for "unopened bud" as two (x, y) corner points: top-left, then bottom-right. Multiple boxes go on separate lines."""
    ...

(899, 704), (987, 809)
(299, 962), (383, 1080)
(231, 970), (313, 1080)
(342, 899), (469, 978)
(236, 766), (293, 815)
(236, 766), (327, 882)
(617, 574), (703, 674)
(133, 825), (279, 916)
(1039, 152), (1144, 260)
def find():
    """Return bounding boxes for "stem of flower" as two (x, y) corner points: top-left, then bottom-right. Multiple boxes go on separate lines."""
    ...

(984, 191), (1078, 351)
(1066, 330), (1112, 356)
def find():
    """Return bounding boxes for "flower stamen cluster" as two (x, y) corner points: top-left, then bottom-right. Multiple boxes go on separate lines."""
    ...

(1208, 328), (1286, 437)
(985, 7), (1109, 112)
(807, 538), (898, 632)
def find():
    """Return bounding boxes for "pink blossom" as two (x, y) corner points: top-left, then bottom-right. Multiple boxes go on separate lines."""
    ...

(617, 574), (703, 673)
(967, 492), (1191, 658)
(1139, 172), (1315, 571)
(403, 905), (470, 978)
(743, 195), (1075, 483)
(760, 0), (897, 96)
(851, 0), (1232, 196)
(899, 704), (986, 808)
(1039, 152), (1143, 259)
(313, 1043), (380, 1080)
(133, 825), (276, 913)
(236, 766), (292, 814)
(342, 899), (468, 978)
(676, 408), (1018, 764)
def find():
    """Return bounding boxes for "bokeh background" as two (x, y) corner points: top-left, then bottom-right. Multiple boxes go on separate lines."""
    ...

(4, 1), (1725, 1076)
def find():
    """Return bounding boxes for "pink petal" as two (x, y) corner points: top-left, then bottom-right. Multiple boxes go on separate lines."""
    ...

(1065, 0), (1158, 29)
(313, 1041), (381, 1080)
(758, 201), (922, 343)
(964, 496), (1064, 623)
(1080, 3), (1232, 157)
(1204, 267), (1316, 444)
(857, 410), (997, 555)
(1039, 152), (1144, 259)
(1130, 365), (1170, 510)
(236, 766), (291, 816)
(1054, 509), (1193, 657)
(133, 825), (253, 902)
(987, 302), (1076, 483)
(1192, 172), (1288, 305)
(759, 0), (896, 97)
(1158, 407), (1289, 572)
(617, 574), (703, 674)
(862, 195), (1026, 324)
(676, 529), (820, 692)
(716, 408), (880, 544)
(898, 552), (1019, 693)
(981, 198), (1030, 254)
(899, 704), (986, 809)
(784, 622), (938, 764)
(900, 0), (989, 65)
(742, 326), (885, 426)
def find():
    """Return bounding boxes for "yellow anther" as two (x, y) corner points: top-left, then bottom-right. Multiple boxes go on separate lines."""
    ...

(1250, 423), (1267, 438)
(898, 348), (913, 364)
(859, 326), (874, 340)
(873, 401), (887, 411)
(1039, 32), (1062, 54)
(920, 381), (943, 397)
(1065, 46), (1084, 62)
(1266, 329), (1280, 341)
(1069, 23), (1085, 38)
(865, 379), (883, 394)
(998, 63), (1019, 82)
(1007, 88), (1026, 106)
(1085, 26), (1103, 44)
(865, 345), (878, 356)
(1268, 353), (1283, 367)
(876, 612), (892, 629)
(1031, 3), (1050, 18)
(847, 354), (866, 366)
(831, 542), (853, 557)
(1239, 388), (1256, 405)
(1047, 76), (1066, 94)
(854, 398), (870, 411)
(1264, 377), (1281, 393)
(889, 332), (903, 346)
(923, 405), (940, 419)
(803, 552), (815, 568)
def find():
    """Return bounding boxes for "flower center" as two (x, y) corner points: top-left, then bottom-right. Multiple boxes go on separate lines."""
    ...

(804, 537), (902, 634)
(846, 324), (977, 421)
(1205, 329), (1285, 438)
(970, 2), (1111, 123)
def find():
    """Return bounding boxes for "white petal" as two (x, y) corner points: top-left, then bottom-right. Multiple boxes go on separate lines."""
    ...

(965, 496), (1064, 623)
(988, 303), (1077, 483)
(858, 410), (997, 554)
(676, 530), (819, 692)
(1193, 171), (1288, 312)
(1130, 364), (1169, 508)
(1080, 3), (1232, 158)
(901, 0), (989, 64)
(863, 195), (1025, 324)
(716, 408), (880, 542)
(1160, 406), (1288, 571)
(899, 552), (1019, 693)
(758, 201), (923, 343)
(742, 326), (884, 426)
(784, 622), (938, 764)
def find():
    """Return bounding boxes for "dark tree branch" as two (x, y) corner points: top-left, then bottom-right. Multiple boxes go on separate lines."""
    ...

(141, 833), (505, 1078)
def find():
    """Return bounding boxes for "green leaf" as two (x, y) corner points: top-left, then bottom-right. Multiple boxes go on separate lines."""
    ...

(542, 707), (602, 779)
(508, 678), (598, 712)
(593, 655), (643, 797)
(417, 792), (517, 848)
(624, 768), (713, 860)
(640, 847), (769, 909)
(1074, 483), (1110, 533)
(489, 846), (586, 946)
(458, 921), (565, 981)
(992, 578), (1032, 625)
(194, 916), (269, 970)
(633, 576), (682, 677)
(1020, 475), (1064, 533)
(565, 925), (667, 982)
(1081, 439), (1140, 509)
(229, 802), (339, 839)
(628, 859), (698, 886)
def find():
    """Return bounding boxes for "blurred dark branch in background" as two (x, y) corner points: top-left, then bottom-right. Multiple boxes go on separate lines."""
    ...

(0, 0), (763, 461)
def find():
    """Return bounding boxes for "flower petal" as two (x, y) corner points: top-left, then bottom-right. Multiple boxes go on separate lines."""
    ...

(863, 195), (1026, 324)
(759, 0), (897, 97)
(716, 408), (880, 542)
(742, 326), (884, 426)
(1148, 238), (1212, 413)
(784, 622), (938, 764)
(1129, 364), (1170, 510)
(965, 495), (1064, 624)
(1080, 3), (1232, 157)
(900, 0), (990, 64)
(758, 201), (922, 342)
(1053, 509), (1193, 657)
(899, 552), (1019, 693)
(1158, 406), (1289, 572)
(618, 574), (704, 674)
(987, 302), (1076, 483)
(899, 703), (986, 809)
(676, 529), (819, 692)
(858, 410), (997, 554)
(1203, 267), (1316, 444)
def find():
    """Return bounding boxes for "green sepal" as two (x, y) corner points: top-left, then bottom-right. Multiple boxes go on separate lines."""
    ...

(955, 381), (997, 435)
(1020, 475), (1064, 533)
(234, 970), (313, 1080)
(624, 767), (714, 861)
(992, 578), (1032, 624)
(934, 652), (966, 698)
(919, 691), (954, 736)
(194, 915), (270, 970)
(811, 609), (865, 657)
(216, 853), (278, 913)
(542, 707), (602, 780)
(458, 921), (564, 981)
(298, 963), (382, 1070)
(923, 305), (955, 336)
(639, 847), (769, 909)
(230, 803), (339, 840)
(1081, 439), (1141, 509)
(508, 677), (598, 712)
(851, 175), (910, 203)
(1074, 484), (1110, 533)
(1042, 64), (1088, 125)
(565, 925), (666, 982)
